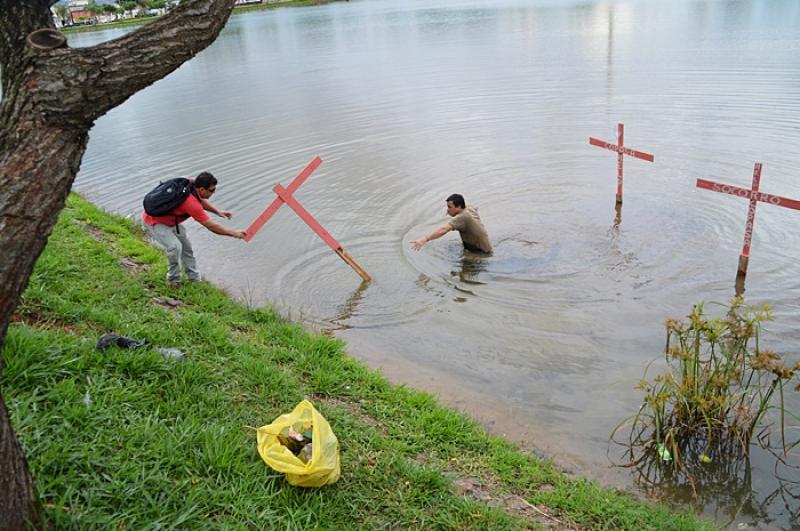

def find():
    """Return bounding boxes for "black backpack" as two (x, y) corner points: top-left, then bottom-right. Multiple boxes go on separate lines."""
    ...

(143, 178), (194, 216)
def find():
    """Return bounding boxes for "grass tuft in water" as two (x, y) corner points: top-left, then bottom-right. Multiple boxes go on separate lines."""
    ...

(614, 299), (800, 491)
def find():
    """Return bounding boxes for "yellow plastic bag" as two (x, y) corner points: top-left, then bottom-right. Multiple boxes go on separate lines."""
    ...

(256, 399), (340, 487)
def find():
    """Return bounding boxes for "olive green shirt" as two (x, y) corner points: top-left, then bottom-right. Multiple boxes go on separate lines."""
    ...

(449, 206), (492, 253)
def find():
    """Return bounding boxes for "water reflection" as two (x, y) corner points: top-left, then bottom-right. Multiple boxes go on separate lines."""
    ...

(455, 253), (489, 284)
(626, 447), (800, 529)
(323, 280), (370, 333)
(449, 253), (488, 301)
(631, 450), (759, 527)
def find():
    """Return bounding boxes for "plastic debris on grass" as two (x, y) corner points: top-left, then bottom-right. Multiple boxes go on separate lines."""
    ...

(257, 399), (340, 487)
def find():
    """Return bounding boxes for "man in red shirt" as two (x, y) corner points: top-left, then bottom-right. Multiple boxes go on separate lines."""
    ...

(142, 172), (247, 286)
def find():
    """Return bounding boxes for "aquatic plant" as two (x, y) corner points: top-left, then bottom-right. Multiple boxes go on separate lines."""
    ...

(613, 298), (800, 490)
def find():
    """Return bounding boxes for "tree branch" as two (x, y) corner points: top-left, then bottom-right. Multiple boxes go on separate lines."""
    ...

(31, 0), (236, 127)
(0, 2), (237, 527)
(0, 0), (53, 94)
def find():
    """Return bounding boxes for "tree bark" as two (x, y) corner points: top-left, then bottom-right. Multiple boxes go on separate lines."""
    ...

(0, 1), (235, 528)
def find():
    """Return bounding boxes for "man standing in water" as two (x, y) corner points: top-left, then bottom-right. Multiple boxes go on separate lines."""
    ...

(142, 172), (247, 286)
(410, 194), (492, 253)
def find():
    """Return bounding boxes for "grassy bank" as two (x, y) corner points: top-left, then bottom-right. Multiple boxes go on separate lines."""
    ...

(61, 1), (344, 35)
(3, 195), (710, 529)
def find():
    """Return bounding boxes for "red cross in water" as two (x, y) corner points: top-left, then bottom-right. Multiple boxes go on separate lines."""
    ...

(245, 156), (370, 282)
(697, 163), (800, 277)
(589, 123), (654, 204)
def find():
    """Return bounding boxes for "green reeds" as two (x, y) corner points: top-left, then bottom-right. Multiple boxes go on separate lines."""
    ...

(615, 298), (800, 478)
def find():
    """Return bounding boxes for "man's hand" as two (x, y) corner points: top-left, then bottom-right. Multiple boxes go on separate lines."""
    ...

(220, 210), (233, 219)
(234, 230), (247, 240)
(410, 225), (450, 250)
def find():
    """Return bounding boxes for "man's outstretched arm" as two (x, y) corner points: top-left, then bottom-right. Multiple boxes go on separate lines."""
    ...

(200, 219), (246, 239)
(410, 224), (452, 251)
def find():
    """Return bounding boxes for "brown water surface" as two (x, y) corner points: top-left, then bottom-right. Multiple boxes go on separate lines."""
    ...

(72, 1), (800, 527)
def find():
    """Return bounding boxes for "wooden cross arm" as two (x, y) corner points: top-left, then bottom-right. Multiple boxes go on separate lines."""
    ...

(238, 155), (371, 282)
(286, 156), (322, 195)
(244, 194), (284, 242)
(696, 179), (800, 210)
(273, 184), (342, 251)
(589, 137), (616, 151)
(272, 185), (371, 282)
(619, 146), (654, 162)
(589, 137), (653, 162)
(244, 156), (323, 241)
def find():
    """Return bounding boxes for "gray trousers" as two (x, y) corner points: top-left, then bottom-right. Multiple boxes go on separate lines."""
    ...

(145, 223), (200, 282)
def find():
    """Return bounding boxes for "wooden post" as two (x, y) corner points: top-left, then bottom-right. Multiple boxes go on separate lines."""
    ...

(336, 249), (371, 282)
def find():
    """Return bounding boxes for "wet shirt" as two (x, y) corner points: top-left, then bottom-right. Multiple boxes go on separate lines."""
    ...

(449, 206), (492, 253)
(141, 193), (209, 227)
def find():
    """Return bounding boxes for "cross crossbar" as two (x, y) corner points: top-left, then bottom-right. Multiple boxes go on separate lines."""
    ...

(245, 156), (322, 240)
(696, 178), (800, 211)
(273, 184), (342, 251)
(588, 138), (654, 162)
(244, 156), (370, 282)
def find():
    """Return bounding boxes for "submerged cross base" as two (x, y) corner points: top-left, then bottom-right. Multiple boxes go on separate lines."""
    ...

(245, 156), (371, 282)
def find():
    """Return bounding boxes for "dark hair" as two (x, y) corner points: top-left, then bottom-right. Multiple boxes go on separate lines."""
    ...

(195, 172), (217, 190)
(446, 193), (465, 209)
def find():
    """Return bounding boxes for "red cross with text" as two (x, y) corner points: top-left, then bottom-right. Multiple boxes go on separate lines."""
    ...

(697, 163), (800, 277)
(245, 156), (371, 282)
(589, 123), (654, 204)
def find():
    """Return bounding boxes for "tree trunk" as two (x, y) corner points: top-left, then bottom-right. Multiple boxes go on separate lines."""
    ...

(0, 1), (235, 528)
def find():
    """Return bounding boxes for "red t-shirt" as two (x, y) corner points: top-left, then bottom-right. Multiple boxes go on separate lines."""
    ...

(142, 192), (210, 227)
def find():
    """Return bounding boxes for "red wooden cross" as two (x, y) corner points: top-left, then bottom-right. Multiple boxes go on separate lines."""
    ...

(697, 162), (800, 277)
(245, 156), (371, 282)
(589, 123), (654, 204)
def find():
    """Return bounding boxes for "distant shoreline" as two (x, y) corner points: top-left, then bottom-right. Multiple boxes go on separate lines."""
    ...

(61, 0), (347, 35)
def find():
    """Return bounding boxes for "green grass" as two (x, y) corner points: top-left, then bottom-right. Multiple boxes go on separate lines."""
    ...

(3, 194), (712, 529)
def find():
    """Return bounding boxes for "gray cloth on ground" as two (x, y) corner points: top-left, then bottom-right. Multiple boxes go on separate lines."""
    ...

(96, 333), (150, 351)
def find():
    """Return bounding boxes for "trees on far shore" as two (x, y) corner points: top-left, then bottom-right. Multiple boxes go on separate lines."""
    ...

(55, 1), (172, 27)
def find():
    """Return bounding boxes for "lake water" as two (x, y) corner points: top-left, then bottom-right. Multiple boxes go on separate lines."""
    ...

(70, 1), (800, 527)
